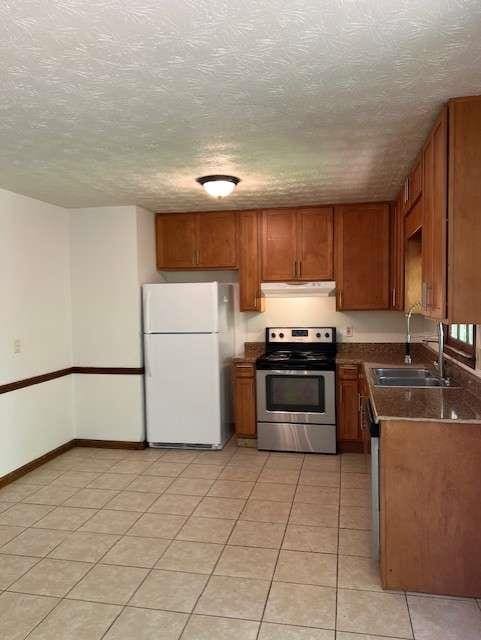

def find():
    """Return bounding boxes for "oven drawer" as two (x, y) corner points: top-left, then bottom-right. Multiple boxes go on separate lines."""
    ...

(257, 422), (336, 453)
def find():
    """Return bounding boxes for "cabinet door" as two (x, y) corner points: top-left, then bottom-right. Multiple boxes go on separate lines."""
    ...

(297, 207), (334, 280)
(197, 212), (238, 268)
(423, 107), (447, 319)
(233, 366), (257, 438)
(261, 210), (297, 281)
(156, 213), (197, 269)
(337, 376), (361, 442)
(239, 211), (263, 312)
(335, 203), (390, 310)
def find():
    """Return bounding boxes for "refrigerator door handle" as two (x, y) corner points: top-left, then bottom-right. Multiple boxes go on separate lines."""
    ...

(144, 290), (151, 333)
(144, 337), (151, 378)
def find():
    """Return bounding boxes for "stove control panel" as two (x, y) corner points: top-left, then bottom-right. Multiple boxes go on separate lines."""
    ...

(267, 327), (335, 343)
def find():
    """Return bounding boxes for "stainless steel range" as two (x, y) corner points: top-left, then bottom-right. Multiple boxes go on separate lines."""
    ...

(256, 327), (337, 454)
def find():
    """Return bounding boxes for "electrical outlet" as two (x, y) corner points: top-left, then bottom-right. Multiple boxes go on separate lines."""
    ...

(344, 326), (354, 338)
(13, 339), (21, 354)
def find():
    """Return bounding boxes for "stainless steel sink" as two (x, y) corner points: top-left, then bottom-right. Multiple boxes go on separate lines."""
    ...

(372, 367), (455, 388)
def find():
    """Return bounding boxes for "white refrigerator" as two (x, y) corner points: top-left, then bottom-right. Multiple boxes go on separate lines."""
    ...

(143, 282), (235, 449)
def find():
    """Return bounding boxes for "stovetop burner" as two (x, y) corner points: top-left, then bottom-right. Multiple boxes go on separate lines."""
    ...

(256, 326), (337, 371)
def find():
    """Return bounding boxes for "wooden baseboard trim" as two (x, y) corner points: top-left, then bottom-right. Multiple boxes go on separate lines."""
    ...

(0, 440), (76, 489)
(74, 439), (147, 450)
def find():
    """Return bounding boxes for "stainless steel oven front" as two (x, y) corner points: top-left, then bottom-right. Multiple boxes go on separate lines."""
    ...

(256, 369), (335, 424)
(256, 369), (336, 453)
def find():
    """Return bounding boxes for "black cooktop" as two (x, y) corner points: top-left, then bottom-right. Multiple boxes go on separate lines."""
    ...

(256, 326), (337, 371)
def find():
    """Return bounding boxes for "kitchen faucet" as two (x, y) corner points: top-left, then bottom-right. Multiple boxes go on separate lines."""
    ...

(405, 302), (421, 364)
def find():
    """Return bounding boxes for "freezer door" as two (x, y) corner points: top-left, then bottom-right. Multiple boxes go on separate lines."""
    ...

(144, 333), (222, 446)
(143, 282), (218, 333)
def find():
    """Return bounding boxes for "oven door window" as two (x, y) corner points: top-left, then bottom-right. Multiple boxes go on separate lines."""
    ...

(266, 375), (325, 413)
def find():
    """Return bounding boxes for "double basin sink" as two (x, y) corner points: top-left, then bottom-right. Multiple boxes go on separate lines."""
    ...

(373, 367), (454, 388)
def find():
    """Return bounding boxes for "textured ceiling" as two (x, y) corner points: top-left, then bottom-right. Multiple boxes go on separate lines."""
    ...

(1, 1), (481, 211)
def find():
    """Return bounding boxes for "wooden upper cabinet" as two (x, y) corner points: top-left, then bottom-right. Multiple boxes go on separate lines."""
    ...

(156, 213), (197, 269)
(409, 155), (423, 206)
(335, 203), (390, 310)
(447, 97), (481, 322)
(422, 107), (448, 319)
(238, 211), (263, 312)
(390, 193), (405, 311)
(197, 212), (237, 268)
(261, 209), (297, 281)
(401, 155), (423, 215)
(297, 207), (334, 280)
(261, 207), (333, 282)
(156, 211), (237, 270)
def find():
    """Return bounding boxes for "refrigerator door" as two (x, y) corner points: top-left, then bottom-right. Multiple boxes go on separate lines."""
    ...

(143, 283), (218, 334)
(144, 332), (222, 447)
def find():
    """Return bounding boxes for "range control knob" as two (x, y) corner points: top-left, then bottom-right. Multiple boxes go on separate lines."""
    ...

(271, 332), (276, 339)
(279, 332), (284, 338)
(316, 332), (321, 338)
(325, 332), (330, 339)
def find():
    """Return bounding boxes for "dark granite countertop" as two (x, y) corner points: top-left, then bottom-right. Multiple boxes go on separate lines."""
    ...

(364, 362), (481, 423)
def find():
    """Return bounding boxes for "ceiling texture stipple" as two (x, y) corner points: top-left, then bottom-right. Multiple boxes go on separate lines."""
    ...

(1, 1), (481, 211)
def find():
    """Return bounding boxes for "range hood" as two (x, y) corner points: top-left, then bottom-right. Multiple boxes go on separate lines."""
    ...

(260, 281), (336, 298)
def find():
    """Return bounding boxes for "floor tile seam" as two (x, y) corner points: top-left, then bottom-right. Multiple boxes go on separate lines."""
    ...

(19, 592), (66, 640)
(30, 505), (103, 533)
(119, 536), (180, 610)
(1, 554), (46, 592)
(180, 452), (270, 630)
(0, 503), (59, 528)
(334, 470), (342, 632)
(19, 482), (90, 506)
(256, 452), (302, 639)
(0, 526), (85, 561)
(404, 592), (417, 640)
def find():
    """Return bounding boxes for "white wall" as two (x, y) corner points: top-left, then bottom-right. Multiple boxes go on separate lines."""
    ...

(161, 271), (429, 352)
(0, 188), (74, 476)
(70, 205), (162, 442)
(70, 206), (141, 367)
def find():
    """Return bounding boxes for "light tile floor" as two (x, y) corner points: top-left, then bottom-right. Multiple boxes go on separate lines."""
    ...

(0, 442), (480, 639)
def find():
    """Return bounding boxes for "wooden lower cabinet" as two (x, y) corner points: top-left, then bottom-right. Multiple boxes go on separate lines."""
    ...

(380, 419), (481, 596)
(232, 362), (257, 438)
(337, 365), (363, 452)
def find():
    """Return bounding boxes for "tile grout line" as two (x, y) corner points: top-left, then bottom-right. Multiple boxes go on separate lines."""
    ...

(334, 457), (342, 638)
(175, 448), (270, 639)
(255, 452), (306, 639)
(96, 443), (240, 639)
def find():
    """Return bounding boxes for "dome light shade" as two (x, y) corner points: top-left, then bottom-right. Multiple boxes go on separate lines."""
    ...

(196, 175), (240, 198)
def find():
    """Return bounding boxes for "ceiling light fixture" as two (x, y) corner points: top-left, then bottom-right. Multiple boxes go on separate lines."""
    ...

(196, 174), (240, 198)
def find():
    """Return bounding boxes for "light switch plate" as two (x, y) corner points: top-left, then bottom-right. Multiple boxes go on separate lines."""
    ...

(344, 326), (354, 337)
